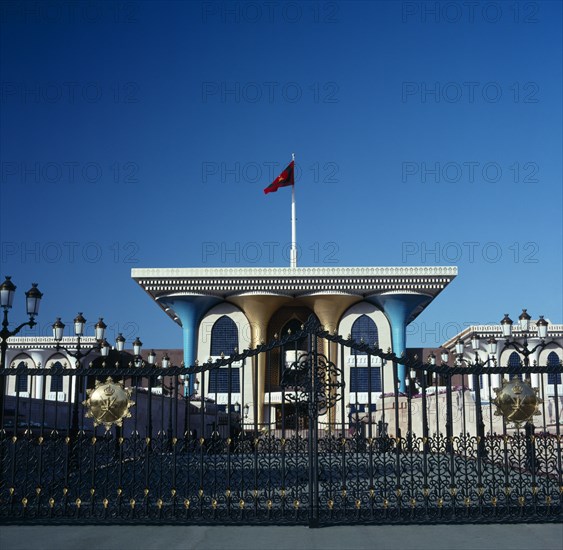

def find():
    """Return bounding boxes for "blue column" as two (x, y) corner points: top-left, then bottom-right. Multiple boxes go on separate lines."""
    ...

(366, 293), (432, 393)
(158, 296), (222, 395)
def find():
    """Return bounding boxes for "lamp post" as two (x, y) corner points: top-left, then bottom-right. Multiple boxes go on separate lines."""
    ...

(499, 310), (551, 472)
(109, 332), (142, 456)
(52, 314), (110, 361)
(132, 337), (143, 367)
(52, 313), (109, 437)
(0, 276), (43, 423)
(500, 310), (549, 367)
(448, 310), (550, 458)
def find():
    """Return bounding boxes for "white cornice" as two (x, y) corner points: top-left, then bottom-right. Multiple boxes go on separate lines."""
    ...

(132, 267), (457, 298)
(442, 323), (563, 348)
(132, 266), (458, 326)
(6, 336), (98, 349)
(132, 266), (457, 278)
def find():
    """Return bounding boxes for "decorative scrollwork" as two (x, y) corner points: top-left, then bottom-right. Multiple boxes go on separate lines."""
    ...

(280, 352), (344, 416)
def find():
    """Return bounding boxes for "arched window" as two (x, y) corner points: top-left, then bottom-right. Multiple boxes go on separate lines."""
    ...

(351, 315), (378, 355)
(507, 352), (522, 381)
(349, 316), (381, 392)
(209, 316), (239, 393)
(50, 361), (64, 393)
(508, 352), (521, 367)
(16, 361), (28, 393)
(547, 351), (561, 385)
(210, 316), (238, 356)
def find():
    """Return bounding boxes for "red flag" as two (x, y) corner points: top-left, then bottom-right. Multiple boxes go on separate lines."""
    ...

(263, 161), (295, 194)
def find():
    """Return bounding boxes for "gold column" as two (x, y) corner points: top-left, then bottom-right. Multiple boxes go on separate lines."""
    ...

(228, 295), (289, 425)
(300, 295), (360, 426)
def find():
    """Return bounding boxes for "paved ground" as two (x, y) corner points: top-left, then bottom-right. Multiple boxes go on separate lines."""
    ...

(0, 524), (562, 550)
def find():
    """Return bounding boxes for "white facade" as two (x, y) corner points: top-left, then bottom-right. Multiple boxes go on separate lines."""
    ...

(442, 322), (563, 428)
(195, 300), (393, 428)
(5, 336), (99, 402)
(442, 321), (563, 393)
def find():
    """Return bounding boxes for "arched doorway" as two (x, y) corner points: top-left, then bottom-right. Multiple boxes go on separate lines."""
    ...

(265, 306), (321, 430)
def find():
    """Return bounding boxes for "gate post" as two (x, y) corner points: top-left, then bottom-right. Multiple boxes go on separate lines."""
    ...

(308, 330), (320, 528)
(525, 421), (537, 473)
(472, 372), (486, 458)
(445, 373), (453, 453)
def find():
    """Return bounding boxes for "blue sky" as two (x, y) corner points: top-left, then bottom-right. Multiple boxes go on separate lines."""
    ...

(0, 0), (561, 350)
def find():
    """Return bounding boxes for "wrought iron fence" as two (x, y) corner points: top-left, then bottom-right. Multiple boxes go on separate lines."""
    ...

(0, 318), (561, 525)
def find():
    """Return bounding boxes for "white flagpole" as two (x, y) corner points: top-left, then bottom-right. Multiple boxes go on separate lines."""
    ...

(290, 152), (297, 268)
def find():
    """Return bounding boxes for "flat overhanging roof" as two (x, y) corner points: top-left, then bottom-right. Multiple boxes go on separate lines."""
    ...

(132, 266), (458, 326)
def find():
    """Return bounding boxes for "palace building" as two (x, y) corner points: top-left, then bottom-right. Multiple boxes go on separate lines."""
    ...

(131, 266), (458, 425)
(5, 267), (562, 434)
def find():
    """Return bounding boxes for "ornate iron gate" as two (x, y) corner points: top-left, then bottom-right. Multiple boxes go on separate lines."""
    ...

(1, 318), (562, 525)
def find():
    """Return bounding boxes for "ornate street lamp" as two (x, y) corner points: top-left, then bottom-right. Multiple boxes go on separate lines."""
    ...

(0, 277), (43, 416)
(487, 337), (497, 356)
(100, 339), (111, 357)
(52, 314), (107, 362)
(470, 333), (480, 352)
(132, 337), (143, 358)
(52, 318), (65, 341)
(115, 333), (126, 352)
(500, 310), (550, 367)
(500, 314), (513, 338)
(536, 316), (548, 339)
(52, 313), (108, 438)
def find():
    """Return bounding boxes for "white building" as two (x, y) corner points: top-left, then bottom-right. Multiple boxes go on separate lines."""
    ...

(442, 318), (563, 395)
(5, 336), (99, 402)
(132, 266), (458, 426)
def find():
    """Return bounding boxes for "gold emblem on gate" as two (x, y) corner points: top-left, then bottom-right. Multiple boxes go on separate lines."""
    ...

(83, 377), (134, 431)
(492, 377), (542, 427)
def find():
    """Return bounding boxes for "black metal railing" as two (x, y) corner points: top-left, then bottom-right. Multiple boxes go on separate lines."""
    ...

(0, 318), (561, 525)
